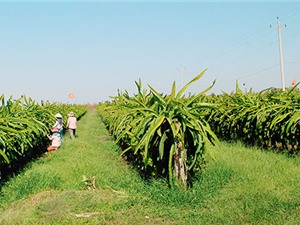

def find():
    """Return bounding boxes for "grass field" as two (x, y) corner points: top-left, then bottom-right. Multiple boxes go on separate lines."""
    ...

(0, 107), (299, 224)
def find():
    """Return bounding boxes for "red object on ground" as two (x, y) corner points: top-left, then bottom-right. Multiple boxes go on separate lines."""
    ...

(47, 146), (58, 151)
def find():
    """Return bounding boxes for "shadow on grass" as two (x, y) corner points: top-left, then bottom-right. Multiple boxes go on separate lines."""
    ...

(0, 140), (49, 188)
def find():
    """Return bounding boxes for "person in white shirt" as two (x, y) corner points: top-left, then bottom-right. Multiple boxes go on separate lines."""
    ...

(47, 127), (61, 151)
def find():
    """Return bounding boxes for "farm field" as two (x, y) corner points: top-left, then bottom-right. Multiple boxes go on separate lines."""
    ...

(0, 107), (299, 225)
(1, 3), (300, 224)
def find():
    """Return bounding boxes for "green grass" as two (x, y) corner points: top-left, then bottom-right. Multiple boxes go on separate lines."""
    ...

(0, 108), (299, 224)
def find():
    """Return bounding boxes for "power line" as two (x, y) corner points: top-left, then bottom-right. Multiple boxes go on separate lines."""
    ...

(198, 6), (299, 93)
(198, 7), (300, 65)
(285, 61), (300, 64)
(236, 64), (279, 80)
(211, 64), (279, 87)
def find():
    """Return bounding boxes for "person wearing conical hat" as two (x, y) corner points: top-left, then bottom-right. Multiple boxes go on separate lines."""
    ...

(66, 112), (77, 140)
(53, 113), (63, 140)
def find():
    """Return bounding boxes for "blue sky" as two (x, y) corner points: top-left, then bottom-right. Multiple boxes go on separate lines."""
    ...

(1, 1), (300, 104)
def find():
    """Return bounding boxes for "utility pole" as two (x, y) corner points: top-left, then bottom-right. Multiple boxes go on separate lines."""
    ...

(277, 17), (286, 91)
